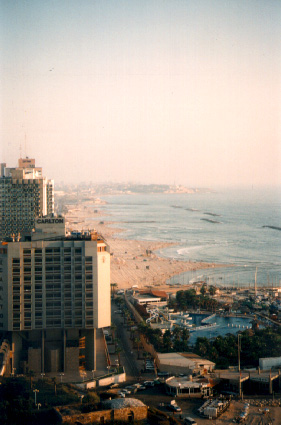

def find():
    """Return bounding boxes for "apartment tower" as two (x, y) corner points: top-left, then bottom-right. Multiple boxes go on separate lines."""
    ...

(0, 158), (54, 241)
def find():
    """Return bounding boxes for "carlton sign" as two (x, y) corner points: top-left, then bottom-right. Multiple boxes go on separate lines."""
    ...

(36, 218), (64, 224)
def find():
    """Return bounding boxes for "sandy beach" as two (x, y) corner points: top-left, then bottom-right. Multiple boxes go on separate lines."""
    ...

(65, 204), (227, 292)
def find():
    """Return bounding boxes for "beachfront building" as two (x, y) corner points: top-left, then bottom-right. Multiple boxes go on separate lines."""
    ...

(0, 216), (110, 373)
(0, 158), (54, 240)
(131, 290), (168, 307)
(165, 375), (214, 398)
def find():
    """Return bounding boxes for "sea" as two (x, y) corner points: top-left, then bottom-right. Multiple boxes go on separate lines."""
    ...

(96, 187), (281, 288)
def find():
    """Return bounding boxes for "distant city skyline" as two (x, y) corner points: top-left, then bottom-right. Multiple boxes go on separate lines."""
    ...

(1, 1), (280, 188)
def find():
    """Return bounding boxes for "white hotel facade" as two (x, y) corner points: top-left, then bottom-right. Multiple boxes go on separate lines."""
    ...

(0, 218), (111, 373)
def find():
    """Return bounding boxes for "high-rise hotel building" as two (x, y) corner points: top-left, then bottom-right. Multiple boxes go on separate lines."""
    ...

(0, 158), (54, 241)
(0, 217), (111, 373)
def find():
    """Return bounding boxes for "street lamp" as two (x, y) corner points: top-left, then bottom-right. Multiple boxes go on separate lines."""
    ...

(33, 389), (39, 406)
(238, 334), (242, 372)
(40, 373), (45, 381)
(177, 383), (181, 397)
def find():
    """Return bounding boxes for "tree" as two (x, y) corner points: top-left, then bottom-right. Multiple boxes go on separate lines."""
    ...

(110, 283), (118, 297)
(209, 285), (216, 296)
(200, 284), (207, 296)
(134, 337), (142, 359)
(110, 323), (117, 340)
(163, 330), (173, 352)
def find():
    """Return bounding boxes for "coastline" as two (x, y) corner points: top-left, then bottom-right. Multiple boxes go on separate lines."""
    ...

(65, 204), (228, 292)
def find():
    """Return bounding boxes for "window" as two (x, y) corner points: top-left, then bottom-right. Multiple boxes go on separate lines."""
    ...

(12, 267), (20, 274)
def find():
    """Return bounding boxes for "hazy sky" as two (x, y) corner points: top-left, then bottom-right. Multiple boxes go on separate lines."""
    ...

(1, 0), (280, 187)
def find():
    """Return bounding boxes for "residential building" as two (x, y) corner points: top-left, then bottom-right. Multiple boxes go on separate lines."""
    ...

(0, 158), (54, 240)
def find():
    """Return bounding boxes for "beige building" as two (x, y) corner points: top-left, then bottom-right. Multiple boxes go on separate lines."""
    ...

(0, 217), (110, 373)
(0, 158), (54, 240)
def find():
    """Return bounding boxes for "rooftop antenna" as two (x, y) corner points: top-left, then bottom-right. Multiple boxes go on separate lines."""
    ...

(254, 267), (258, 296)
(24, 132), (27, 157)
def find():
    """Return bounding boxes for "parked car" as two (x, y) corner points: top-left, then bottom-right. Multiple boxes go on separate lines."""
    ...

(184, 418), (197, 425)
(132, 383), (142, 388)
(125, 386), (137, 394)
(144, 381), (155, 387)
(168, 400), (182, 413)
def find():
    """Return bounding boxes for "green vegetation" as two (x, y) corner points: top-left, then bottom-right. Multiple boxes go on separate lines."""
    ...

(137, 322), (189, 353)
(172, 288), (220, 311)
(194, 327), (281, 368)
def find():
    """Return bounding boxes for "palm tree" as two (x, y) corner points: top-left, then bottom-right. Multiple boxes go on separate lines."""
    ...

(209, 285), (216, 296)
(134, 337), (142, 359)
(110, 323), (117, 340)
(110, 283), (118, 297)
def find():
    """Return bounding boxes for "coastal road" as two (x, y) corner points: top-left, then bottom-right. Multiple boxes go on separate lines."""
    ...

(111, 301), (140, 381)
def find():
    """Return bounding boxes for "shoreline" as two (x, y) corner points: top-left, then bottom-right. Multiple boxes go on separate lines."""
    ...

(65, 204), (229, 292)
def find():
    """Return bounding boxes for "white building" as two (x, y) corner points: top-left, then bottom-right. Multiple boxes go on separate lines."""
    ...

(0, 158), (54, 240)
(0, 217), (110, 373)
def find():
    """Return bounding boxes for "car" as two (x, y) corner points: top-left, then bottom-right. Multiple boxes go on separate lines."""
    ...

(168, 404), (182, 413)
(125, 386), (137, 393)
(132, 383), (142, 388)
(137, 385), (146, 390)
(184, 418), (197, 425)
(144, 381), (154, 387)
(158, 372), (169, 377)
(114, 310), (122, 314)
(122, 389), (131, 394)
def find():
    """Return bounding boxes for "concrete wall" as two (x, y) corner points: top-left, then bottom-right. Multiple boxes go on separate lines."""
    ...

(95, 243), (111, 329)
(58, 406), (147, 424)
(28, 347), (41, 373)
(45, 346), (61, 372)
(65, 347), (79, 372)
